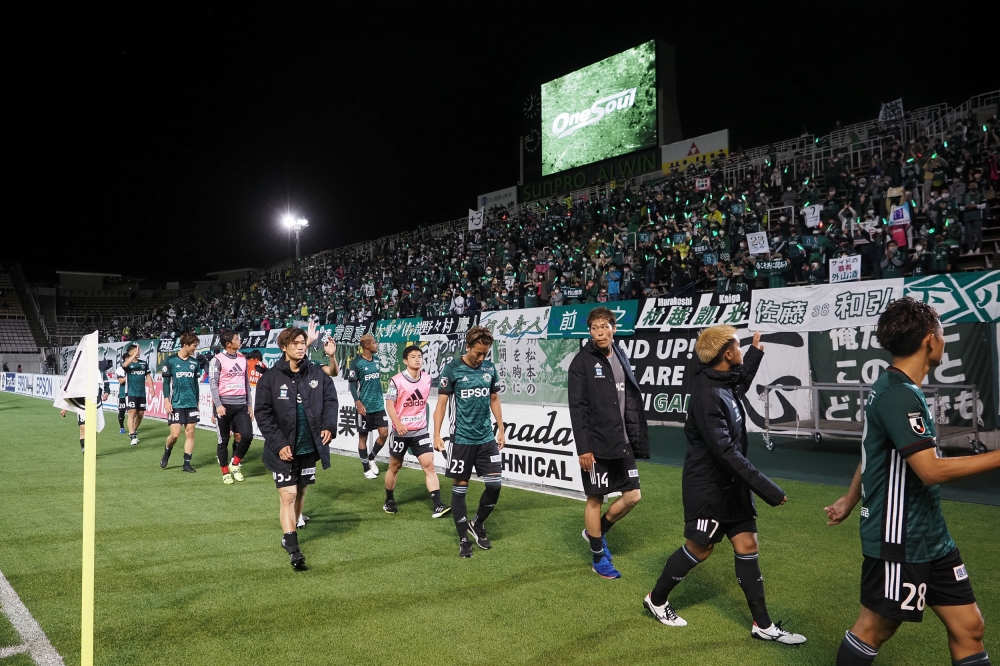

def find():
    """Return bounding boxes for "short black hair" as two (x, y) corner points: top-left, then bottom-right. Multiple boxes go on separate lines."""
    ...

(876, 297), (940, 357)
(586, 307), (617, 329)
(219, 330), (238, 348)
(402, 344), (421, 360)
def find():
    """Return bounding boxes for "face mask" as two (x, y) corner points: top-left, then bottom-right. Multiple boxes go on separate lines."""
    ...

(942, 193), (949, 199)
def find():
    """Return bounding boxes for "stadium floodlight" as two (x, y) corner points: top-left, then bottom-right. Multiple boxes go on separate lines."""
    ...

(281, 214), (309, 259)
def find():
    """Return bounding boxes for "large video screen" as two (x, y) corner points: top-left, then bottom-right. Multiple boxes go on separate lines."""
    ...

(541, 41), (657, 176)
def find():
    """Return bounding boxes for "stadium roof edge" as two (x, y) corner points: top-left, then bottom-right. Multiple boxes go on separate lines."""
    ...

(55, 271), (122, 277)
(205, 268), (258, 276)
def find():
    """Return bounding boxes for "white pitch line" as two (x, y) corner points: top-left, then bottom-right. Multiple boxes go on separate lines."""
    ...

(0, 569), (65, 666)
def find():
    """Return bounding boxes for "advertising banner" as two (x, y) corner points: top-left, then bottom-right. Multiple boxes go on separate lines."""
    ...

(481, 308), (550, 339)
(750, 279), (904, 331)
(637, 292), (750, 331)
(905, 271), (1000, 323)
(14, 372), (33, 396)
(661, 129), (729, 173)
(547, 301), (638, 338)
(809, 323), (994, 430)
(829, 256), (862, 284)
(32, 373), (57, 399)
(477, 186), (518, 212)
(493, 338), (577, 404)
(2, 372), (16, 392)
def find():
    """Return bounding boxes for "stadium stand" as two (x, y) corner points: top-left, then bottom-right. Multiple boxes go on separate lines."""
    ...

(0, 263), (38, 353)
(41, 89), (999, 345)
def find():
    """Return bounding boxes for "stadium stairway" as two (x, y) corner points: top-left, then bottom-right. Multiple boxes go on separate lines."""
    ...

(10, 263), (48, 348)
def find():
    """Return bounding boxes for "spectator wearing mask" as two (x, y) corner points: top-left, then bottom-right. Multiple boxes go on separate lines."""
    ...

(880, 240), (905, 278)
(606, 263), (622, 301)
(961, 181), (986, 254)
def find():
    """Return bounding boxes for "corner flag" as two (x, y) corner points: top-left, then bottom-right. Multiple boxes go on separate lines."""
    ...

(52, 330), (102, 666)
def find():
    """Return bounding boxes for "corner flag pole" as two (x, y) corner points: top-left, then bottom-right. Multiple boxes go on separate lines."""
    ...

(81, 337), (97, 666)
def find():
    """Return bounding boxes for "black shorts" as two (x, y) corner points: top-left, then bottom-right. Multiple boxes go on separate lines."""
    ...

(273, 451), (319, 488)
(684, 518), (758, 545)
(387, 432), (434, 460)
(77, 412), (86, 426)
(446, 441), (501, 481)
(118, 394), (126, 409)
(357, 409), (388, 435)
(580, 448), (640, 497)
(167, 409), (200, 425)
(124, 395), (147, 411)
(861, 548), (976, 623)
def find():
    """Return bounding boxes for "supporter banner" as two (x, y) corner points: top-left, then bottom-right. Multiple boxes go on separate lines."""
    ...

(477, 186), (517, 212)
(878, 98), (904, 122)
(661, 129), (729, 173)
(327, 320), (375, 345)
(695, 177), (710, 191)
(267, 329), (284, 346)
(829, 256), (861, 284)
(905, 271), (1000, 323)
(562, 286), (584, 301)
(809, 323), (994, 430)
(57, 345), (78, 374)
(481, 308), (550, 339)
(374, 318), (423, 342)
(750, 279), (904, 331)
(493, 338), (577, 404)
(617, 330), (699, 424)
(755, 260), (789, 272)
(242, 330), (269, 349)
(735, 330), (812, 433)
(803, 204), (822, 228)
(547, 301), (638, 338)
(417, 338), (464, 385)
(468, 209), (484, 231)
(417, 314), (480, 341)
(747, 231), (769, 255)
(637, 292), (750, 331)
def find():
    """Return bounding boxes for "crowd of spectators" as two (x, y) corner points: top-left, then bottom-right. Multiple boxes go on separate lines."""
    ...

(100, 113), (999, 342)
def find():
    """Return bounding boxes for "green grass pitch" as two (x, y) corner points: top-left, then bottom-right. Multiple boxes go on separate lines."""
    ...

(0, 392), (996, 665)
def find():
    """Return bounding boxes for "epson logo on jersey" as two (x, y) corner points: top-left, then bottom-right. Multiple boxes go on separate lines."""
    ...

(550, 88), (636, 139)
(176, 371), (196, 378)
(460, 387), (490, 399)
(364, 372), (379, 381)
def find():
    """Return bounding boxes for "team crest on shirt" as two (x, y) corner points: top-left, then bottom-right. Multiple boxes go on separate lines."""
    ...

(440, 378), (448, 387)
(594, 363), (603, 377)
(483, 373), (490, 381)
(162, 366), (168, 373)
(908, 412), (927, 435)
(309, 380), (318, 388)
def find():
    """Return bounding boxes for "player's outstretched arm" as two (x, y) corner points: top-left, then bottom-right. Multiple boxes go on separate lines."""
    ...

(906, 447), (1000, 486)
(825, 463), (862, 525)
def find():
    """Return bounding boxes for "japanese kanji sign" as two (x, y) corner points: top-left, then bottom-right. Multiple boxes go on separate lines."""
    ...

(480, 307), (550, 339)
(829, 256), (861, 284)
(904, 271), (1000, 323)
(546, 301), (638, 338)
(636, 292), (751, 331)
(750, 279), (904, 331)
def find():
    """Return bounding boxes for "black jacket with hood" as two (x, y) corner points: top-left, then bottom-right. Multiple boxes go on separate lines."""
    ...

(682, 345), (784, 522)
(254, 357), (338, 474)
(568, 339), (649, 460)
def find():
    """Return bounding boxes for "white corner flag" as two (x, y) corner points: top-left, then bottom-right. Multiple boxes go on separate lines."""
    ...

(52, 329), (102, 666)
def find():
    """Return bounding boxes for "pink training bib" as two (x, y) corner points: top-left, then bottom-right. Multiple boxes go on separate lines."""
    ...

(215, 352), (247, 398)
(391, 370), (431, 432)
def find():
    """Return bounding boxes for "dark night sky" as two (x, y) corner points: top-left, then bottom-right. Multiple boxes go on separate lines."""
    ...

(4, 3), (995, 283)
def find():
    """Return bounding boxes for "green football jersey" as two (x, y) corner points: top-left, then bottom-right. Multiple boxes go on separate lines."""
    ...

(161, 354), (200, 409)
(438, 357), (499, 446)
(860, 367), (955, 563)
(124, 359), (150, 397)
(348, 354), (384, 413)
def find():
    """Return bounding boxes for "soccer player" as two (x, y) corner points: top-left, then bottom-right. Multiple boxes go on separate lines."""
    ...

(115, 362), (127, 434)
(432, 326), (505, 558)
(210, 331), (254, 485)
(643, 325), (805, 645)
(347, 333), (387, 479)
(121, 343), (153, 445)
(826, 297), (1000, 666)
(159, 333), (202, 473)
(60, 377), (110, 453)
(297, 321), (339, 528)
(254, 327), (337, 571)
(567, 306), (649, 579)
(384, 344), (450, 518)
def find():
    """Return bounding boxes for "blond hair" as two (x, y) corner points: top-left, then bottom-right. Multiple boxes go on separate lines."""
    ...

(359, 333), (376, 346)
(694, 325), (738, 365)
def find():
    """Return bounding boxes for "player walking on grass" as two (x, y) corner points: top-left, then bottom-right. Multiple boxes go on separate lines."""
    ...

(254, 327), (337, 571)
(383, 344), (450, 518)
(115, 362), (127, 434)
(643, 325), (805, 645)
(567, 306), (649, 579)
(159, 333), (201, 473)
(122, 343), (153, 445)
(433, 326), (504, 559)
(827, 298), (999, 666)
(348, 333), (387, 479)
(296, 320), (340, 528)
(211, 331), (254, 485)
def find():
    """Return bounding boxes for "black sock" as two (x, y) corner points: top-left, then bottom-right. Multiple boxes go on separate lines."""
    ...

(281, 531), (299, 554)
(953, 652), (991, 666)
(600, 513), (614, 535)
(369, 441), (384, 460)
(589, 534), (605, 563)
(118, 409), (125, 428)
(735, 552), (771, 627)
(650, 545), (703, 606)
(386, 488), (394, 501)
(430, 489), (442, 507)
(183, 453), (192, 466)
(474, 481), (501, 527)
(358, 447), (369, 471)
(80, 438), (85, 450)
(130, 432), (136, 438)
(452, 486), (468, 541)
(837, 631), (878, 665)
(163, 445), (172, 457)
